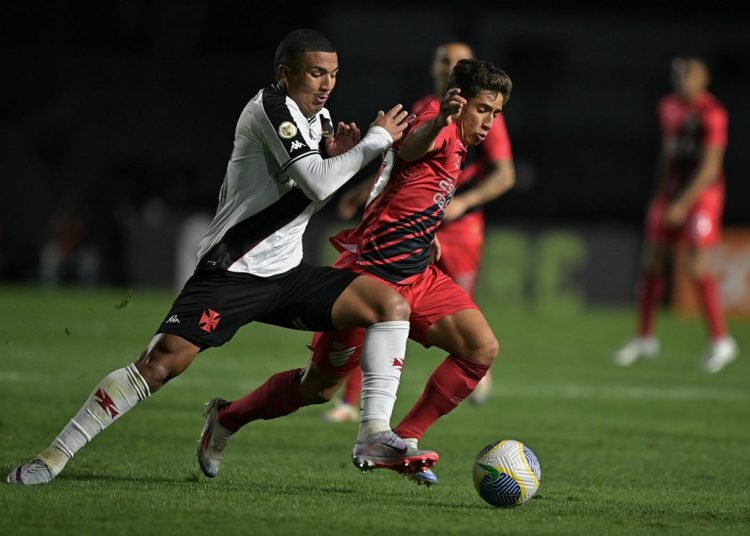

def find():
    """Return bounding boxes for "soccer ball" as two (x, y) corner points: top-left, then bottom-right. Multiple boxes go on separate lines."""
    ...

(472, 439), (541, 507)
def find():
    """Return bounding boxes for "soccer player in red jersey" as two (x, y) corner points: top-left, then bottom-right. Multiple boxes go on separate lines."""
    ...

(614, 57), (738, 373)
(326, 43), (516, 421)
(206, 59), (512, 485)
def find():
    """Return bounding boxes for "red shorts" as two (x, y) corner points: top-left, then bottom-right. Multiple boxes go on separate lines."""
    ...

(309, 251), (479, 377)
(435, 211), (485, 295)
(646, 185), (724, 247)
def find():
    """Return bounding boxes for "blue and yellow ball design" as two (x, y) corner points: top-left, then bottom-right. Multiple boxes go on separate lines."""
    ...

(472, 439), (541, 507)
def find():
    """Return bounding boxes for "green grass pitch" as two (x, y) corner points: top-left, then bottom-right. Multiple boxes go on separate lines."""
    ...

(1, 286), (748, 535)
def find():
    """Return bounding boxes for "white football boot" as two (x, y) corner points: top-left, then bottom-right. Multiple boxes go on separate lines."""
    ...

(197, 398), (234, 478)
(401, 438), (438, 486)
(352, 430), (438, 474)
(613, 336), (660, 366)
(7, 458), (56, 485)
(703, 336), (738, 374)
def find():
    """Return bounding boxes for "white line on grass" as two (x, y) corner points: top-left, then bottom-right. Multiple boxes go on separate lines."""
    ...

(2, 369), (746, 402)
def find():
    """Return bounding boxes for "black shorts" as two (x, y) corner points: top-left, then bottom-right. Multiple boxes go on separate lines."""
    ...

(157, 262), (358, 350)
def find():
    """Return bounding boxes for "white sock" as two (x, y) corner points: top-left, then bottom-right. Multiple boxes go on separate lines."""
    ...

(402, 437), (418, 449)
(39, 363), (150, 475)
(357, 320), (409, 441)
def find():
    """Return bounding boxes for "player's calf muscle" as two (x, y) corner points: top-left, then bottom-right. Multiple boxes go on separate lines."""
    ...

(135, 335), (199, 392)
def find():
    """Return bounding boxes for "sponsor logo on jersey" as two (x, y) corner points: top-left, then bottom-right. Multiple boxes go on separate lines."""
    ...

(94, 388), (120, 418)
(199, 309), (222, 333)
(289, 140), (306, 152)
(278, 121), (298, 139)
(166, 315), (180, 324)
(433, 178), (456, 210)
(392, 357), (404, 370)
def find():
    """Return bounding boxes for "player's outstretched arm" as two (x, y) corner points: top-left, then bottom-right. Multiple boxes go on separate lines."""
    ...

(286, 105), (409, 202)
(399, 88), (465, 162)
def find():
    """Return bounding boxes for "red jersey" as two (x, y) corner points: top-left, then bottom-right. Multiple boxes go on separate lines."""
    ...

(413, 94), (512, 209)
(331, 99), (467, 283)
(657, 91), (727, 198)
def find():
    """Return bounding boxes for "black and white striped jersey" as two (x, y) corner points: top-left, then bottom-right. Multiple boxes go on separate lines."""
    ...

(196, 83), (392, 277)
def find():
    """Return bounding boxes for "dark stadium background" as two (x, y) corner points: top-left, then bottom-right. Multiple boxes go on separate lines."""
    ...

(2, 1), (748, 300)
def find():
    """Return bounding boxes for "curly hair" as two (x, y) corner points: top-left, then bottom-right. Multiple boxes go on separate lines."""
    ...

(447, 59), (512, 103)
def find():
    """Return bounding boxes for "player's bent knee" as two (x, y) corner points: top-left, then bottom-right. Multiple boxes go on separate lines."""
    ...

(376, 292), (410, 322)
(466, 333), (500, 366)
(480, 335), (500, 365)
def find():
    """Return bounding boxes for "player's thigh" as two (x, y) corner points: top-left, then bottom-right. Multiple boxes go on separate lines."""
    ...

(258, 263), (359, 332)
(331, 274), (410, 329)
(645, 196), (677, 261)
(424, 309), (499, 365)
(157, 270), (276, 349)
(405, 267), (495, 362)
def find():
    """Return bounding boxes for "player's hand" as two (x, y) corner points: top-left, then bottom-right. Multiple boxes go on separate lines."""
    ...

(429, 236), (442, 264)
(438, 88), (466, 127)
(371, 104), (411, 142)
(665, 202), (689, 227)
(326, 122), (361, 157)
(444, 197), (468, 222)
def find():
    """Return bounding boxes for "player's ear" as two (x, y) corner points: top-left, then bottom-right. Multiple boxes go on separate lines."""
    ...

(277, 64), (290, 83)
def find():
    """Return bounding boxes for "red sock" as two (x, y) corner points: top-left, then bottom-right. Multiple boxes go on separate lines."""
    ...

(394, 355), (489, 441)
(218, 369), (305, 433)
(695, 275), (726, 339)
(341, 366), (362, 406)
(637, 273), (665, 337)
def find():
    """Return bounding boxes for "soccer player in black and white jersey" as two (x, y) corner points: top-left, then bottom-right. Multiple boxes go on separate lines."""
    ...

(7, 29), (437, 485)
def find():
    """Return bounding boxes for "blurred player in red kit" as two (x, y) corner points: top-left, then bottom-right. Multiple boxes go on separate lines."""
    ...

(207, 59), (513, 486)
(614, 57), (738, 373)
(326, 43), (516, 422)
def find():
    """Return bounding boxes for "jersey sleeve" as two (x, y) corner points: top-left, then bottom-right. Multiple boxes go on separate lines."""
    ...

(482, 115), (513, 161)
(702, 105), (728, 149)
(259, 89), (318, 171)
(408, 105), (451, 153)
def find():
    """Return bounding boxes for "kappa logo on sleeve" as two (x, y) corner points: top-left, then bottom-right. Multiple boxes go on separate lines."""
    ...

(289, 140), (306, 152)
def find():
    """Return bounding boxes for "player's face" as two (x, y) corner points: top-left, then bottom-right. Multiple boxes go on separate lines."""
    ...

(431, 43), (473, 95)
(282, 51), (339, 117)
(671, 59), (709, 101)
(457, 91), (504, 146)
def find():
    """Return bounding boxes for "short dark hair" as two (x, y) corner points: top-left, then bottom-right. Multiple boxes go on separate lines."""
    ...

(274, 29), (336, 80)
(448, 59), (513, 103)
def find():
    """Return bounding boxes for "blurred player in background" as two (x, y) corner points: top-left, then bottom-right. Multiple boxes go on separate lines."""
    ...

(325, 42), (516, 422)
(205, 59), (513, 486)
(7, 28), (435, 486)
(614, 57), (738, 373)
